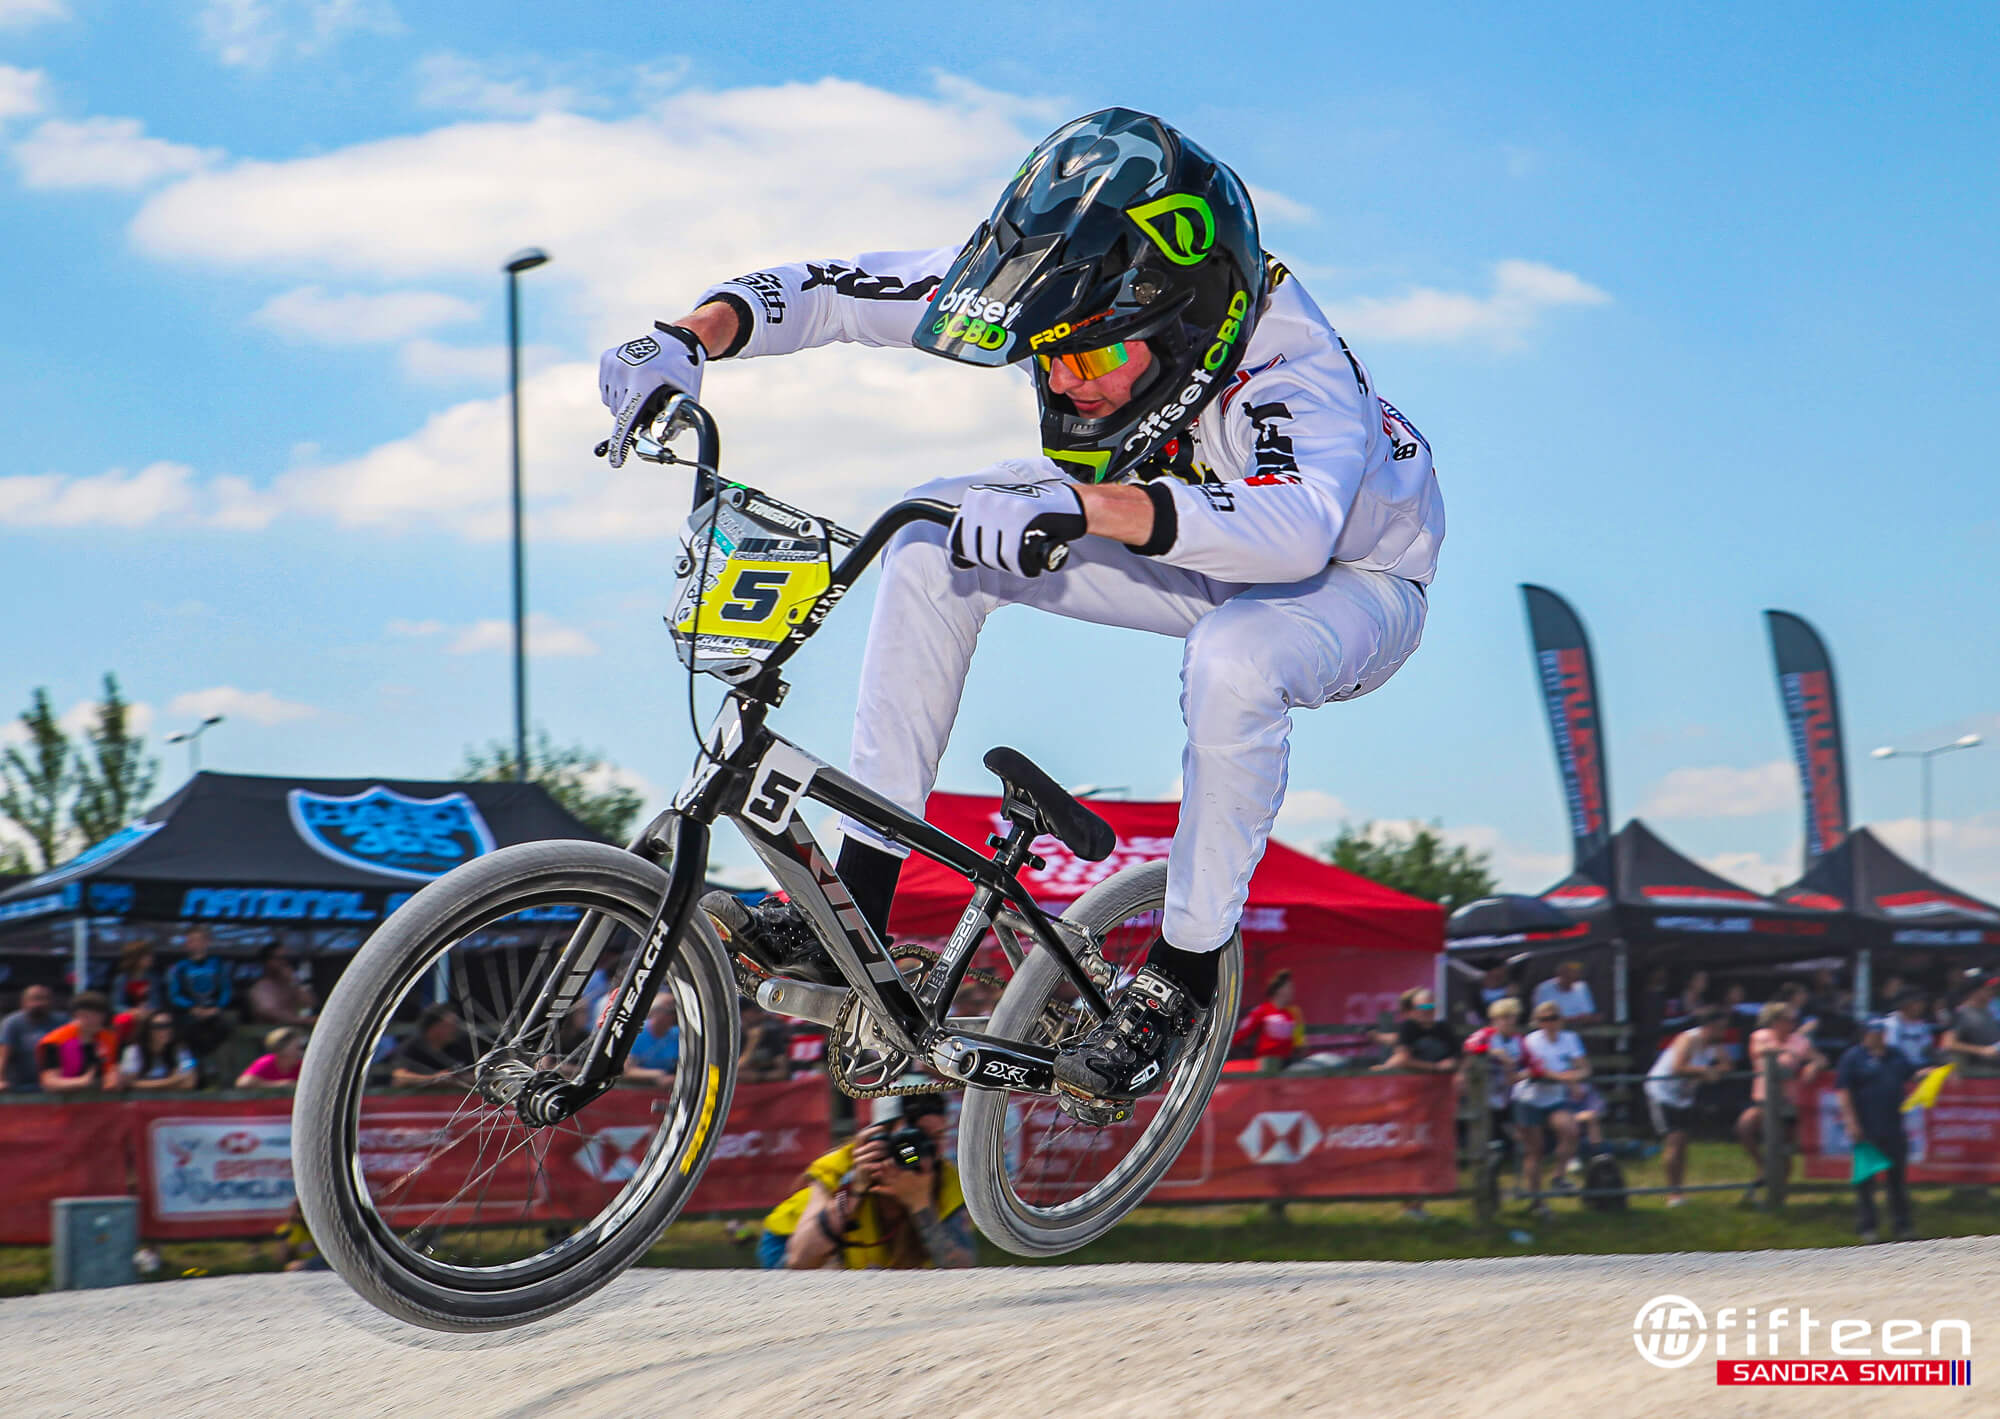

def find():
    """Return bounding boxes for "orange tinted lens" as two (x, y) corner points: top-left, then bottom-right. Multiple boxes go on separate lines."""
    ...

(1037, 342), (1130, 381)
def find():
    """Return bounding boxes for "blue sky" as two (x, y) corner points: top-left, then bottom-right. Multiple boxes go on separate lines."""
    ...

(2, 1), (1996, 898)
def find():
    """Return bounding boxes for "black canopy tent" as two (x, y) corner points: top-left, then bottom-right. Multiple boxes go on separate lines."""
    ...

(1448, 819), (1849, 1024)
(0, 772), (609, 993)
(1775, 827), (2000, 1007)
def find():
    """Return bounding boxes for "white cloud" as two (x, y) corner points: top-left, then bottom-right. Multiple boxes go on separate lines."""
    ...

(0, 0), (67, 28)
(252, 285), (480, 344)
(1871, 815), (2000, 904)
(129, 76), (1046, 321)
(1322, 259), (1610, 347)
(1273, 788), (1349, 841)
(445, 613), (598, 658)
(385, 618), (446, 638)
(1343, 819), (1572, 894)
(198, 0), (400, 69)
(1699, 850), (1793, 892)
(57, 697), (156, 738)
(1, 462), (195, 527)
(167, 686), (316, 725)
(414, 51), (596, 117)
(396, 338), (561, 386)
(166, 687), (314, 727)
(0, 65), (47, 122)
(13, 117), (218, 190)
(0, 462), (274, 531)
(1247, 184), (1314, 225)
(1433, 823), (1571, 893)
(1639, 760), (1795, 819)
(55, 77), (1315, 543)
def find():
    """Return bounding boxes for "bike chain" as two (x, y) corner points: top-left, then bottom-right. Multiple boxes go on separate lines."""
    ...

(826, 943), (1008, 1101)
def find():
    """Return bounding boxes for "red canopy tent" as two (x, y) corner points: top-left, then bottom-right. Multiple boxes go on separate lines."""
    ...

(888, 791), (1443, 1026)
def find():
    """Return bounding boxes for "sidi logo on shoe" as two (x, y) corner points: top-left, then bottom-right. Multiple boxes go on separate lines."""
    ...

(1130, 1061), (1160, 1089)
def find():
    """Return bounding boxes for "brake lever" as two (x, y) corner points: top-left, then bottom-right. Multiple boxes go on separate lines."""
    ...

(594, 394), (694, 464)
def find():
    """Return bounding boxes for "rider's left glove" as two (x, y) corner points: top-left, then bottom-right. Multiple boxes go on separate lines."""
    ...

(598, 324), (706, 468)
(948, 480), (1088, 577)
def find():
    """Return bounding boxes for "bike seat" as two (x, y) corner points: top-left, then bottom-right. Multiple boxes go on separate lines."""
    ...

(982, 746), (1116, 863)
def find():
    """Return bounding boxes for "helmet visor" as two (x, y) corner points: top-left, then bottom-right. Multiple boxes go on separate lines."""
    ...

(912, 224), (1096, 369)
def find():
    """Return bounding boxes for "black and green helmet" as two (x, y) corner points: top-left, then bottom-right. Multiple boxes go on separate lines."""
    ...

(912, 108), (1264, 483)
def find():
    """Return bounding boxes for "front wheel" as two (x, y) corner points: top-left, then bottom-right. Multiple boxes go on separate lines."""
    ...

(292, 839), (739, 1331)
(957, 862), (1242, 1256)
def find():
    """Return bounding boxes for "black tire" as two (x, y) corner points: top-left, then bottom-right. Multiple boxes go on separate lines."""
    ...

(957, 861), (1242, 1256)
(292, 839), (738, 1331)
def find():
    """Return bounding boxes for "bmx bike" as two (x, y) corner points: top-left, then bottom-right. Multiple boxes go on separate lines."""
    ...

(292, 397), (1241, 1329)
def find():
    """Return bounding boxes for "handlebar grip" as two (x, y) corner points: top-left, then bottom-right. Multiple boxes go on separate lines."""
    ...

(1018, 529), (1073, 577)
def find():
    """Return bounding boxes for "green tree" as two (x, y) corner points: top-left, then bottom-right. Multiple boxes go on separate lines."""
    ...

(71, 673), (159, 847)
(458, 731), (646, 843)
(0, 688), (74, 871)
(1321, 820), (1497, 911)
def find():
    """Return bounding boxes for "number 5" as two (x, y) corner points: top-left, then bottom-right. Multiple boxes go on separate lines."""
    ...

(721, 569), (789, 622)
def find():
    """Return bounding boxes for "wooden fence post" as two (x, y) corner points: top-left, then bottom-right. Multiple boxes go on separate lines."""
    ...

(1465, 1051), (1495, 1225)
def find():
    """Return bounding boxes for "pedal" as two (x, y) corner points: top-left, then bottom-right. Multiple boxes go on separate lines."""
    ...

(1054, 1084), (1134, 1127)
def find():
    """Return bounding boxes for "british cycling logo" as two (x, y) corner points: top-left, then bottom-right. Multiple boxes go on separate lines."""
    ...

(288, 786), (497, 881)
(1633, 1294), (1972, 1386)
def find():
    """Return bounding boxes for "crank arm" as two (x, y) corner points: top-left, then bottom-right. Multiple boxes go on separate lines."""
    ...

(928, 1030), (1057, 1094)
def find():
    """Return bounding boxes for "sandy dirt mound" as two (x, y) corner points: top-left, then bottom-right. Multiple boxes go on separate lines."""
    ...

(9, 1241), (1994, 1417)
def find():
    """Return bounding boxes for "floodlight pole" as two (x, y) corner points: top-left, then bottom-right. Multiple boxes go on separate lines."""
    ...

(1871, 735), (1983, 871)
(504, 247), (550, 782)
(164, 715), (225, 776)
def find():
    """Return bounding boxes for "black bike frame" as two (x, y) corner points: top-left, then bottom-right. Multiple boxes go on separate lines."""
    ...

(512, 400), (1114, 1121)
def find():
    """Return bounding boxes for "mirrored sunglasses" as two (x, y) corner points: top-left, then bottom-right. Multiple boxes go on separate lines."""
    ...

(1036, 341), (1130, 382)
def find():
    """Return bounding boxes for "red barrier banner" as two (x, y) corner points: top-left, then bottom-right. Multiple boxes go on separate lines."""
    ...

(0, 1079), (829, 1244)
(996, 1073), (1455, 1205)
(1798, 1073), (2000, 1184)
(0, 1100), (134, 1244)
(2, 1071), (1453, 1243)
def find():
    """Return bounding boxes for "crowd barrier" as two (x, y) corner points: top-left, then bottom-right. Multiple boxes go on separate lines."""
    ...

(0, 1072), (1453, 1245)
(1798, 1072), (2000, 1185)
(0, 1078), (831, 1245)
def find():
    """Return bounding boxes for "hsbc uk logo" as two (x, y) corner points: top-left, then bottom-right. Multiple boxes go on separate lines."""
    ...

(1237, 1110), (1322, 1165)
(574, 1126), (654, 1182)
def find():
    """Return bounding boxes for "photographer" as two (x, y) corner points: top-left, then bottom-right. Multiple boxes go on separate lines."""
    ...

(758, 1085), (974, 1270)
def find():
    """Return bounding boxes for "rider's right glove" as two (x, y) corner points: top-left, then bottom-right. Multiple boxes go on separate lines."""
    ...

(598, 324), (706, 468)
(948, 479), (1088, 577)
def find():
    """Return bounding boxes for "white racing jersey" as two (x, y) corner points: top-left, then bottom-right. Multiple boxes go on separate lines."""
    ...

(700, 249), (1444, 588)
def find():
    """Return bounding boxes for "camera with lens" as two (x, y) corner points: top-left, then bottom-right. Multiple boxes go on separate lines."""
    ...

(885, 1121), (939, 1172)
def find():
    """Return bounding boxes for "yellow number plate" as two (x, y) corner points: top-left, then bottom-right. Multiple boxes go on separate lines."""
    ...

(674, 557), (831, 645)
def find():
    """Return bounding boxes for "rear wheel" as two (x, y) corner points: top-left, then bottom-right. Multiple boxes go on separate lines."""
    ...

(292, 839), (738, 1331)
(957, 862), (1241, 1256)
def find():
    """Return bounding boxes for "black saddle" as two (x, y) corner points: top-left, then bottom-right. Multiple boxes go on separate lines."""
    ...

(983, 746), (1116, 863)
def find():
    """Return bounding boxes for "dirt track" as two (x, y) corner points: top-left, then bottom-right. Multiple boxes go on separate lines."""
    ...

(9, 1241), (1995, 1417)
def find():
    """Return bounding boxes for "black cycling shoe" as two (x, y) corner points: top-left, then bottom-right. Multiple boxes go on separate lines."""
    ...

(700, 890), (840, 985)
(1052, 966), (1206, 1103)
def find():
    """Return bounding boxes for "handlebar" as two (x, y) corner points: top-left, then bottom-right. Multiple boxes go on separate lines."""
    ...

(597, 396), (1073, 576)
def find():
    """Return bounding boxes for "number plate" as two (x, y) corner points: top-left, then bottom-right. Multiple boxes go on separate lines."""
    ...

(739, 740), (820, 832)
(668, 492), (833, 679)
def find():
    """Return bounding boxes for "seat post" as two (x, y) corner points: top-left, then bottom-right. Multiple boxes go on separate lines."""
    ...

(985, 814), (1046, 879)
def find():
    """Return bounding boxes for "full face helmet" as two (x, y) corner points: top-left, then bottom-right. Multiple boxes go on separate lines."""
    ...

(912, 108), (1263, 483)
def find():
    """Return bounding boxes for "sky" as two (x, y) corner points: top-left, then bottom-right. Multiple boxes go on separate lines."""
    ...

(2, 1), (1997, 900)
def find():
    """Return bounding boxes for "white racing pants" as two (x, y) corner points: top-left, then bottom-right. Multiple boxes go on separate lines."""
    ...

(840, 473), (1429, 953)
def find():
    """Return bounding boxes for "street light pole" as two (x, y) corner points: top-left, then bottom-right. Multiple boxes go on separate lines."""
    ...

(504, 247), (550, 783)
(1871, 734), (1983, 871)
(164, 715), (225, 776)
